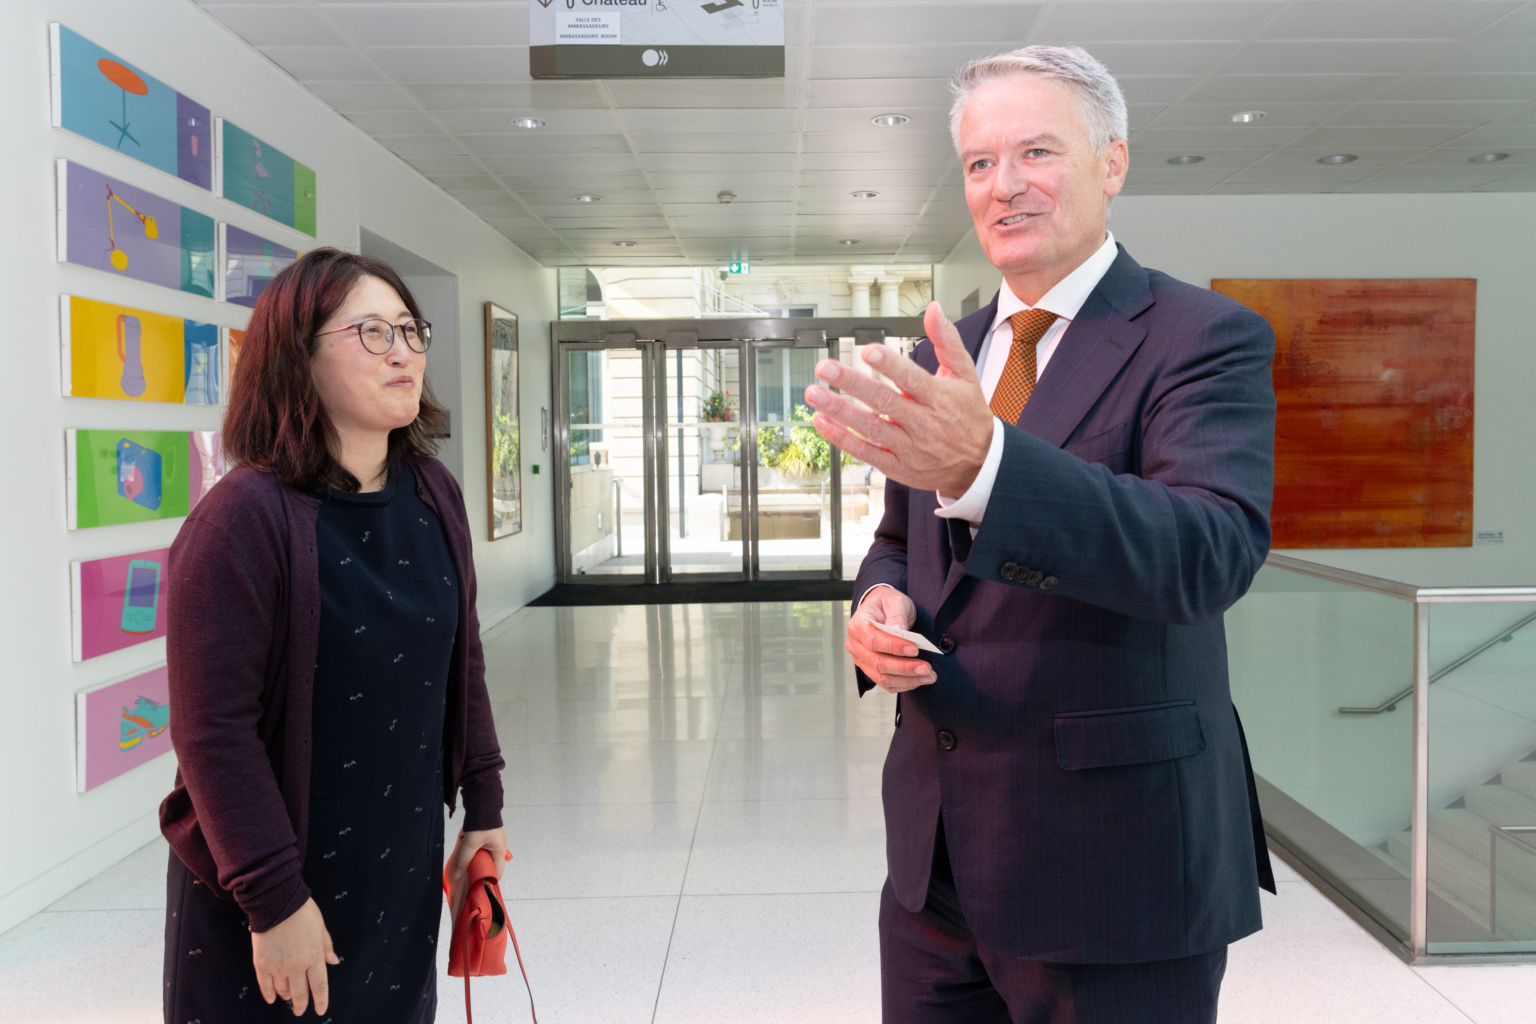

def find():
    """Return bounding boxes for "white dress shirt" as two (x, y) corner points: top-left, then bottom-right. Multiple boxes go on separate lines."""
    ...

(934, 231), (1121, 527)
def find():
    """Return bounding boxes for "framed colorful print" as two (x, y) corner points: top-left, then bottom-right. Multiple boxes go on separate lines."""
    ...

(1211, 278), (1475, 548)
(67, 429), (191, 529)
(220, 223), (299, 308)
(50, 24), (212, 190)
(77, 664), (172, 792)
(61, 295), (220, 405)
(485, 302), (521, 539)
(57, 160), (216, 296)
(71, 547), (172, 661)
(215, 119), (317, 236)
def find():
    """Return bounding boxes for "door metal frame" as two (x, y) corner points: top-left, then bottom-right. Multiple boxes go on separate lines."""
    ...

(552, 316), (924, 586)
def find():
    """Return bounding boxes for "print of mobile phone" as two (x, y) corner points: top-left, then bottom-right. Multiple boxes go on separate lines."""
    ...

(120, 559), (162, 634)
(116, 439), (163, 512)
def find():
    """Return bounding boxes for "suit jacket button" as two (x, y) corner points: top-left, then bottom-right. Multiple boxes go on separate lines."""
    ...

(939, 634), (956, 654)
(937, 730), (956, 751)
(1000, 561), (1019, 581)
(1040, 576), (1058, 591)
(1025, 570), (1045, 588)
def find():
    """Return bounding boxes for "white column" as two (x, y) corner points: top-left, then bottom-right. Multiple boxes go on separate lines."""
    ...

(877, 275), (904, 317)
(848, 274), (875, 317)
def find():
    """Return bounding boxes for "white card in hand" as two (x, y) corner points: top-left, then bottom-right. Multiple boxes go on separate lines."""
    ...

(871, 619), (945, 655)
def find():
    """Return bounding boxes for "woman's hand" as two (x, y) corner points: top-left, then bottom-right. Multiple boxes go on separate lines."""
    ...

(250, 897), (340, 1017)
(447, 826), (510, 920)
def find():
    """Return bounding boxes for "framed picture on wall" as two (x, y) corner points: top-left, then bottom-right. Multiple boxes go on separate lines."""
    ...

(485, 301), (521, 539)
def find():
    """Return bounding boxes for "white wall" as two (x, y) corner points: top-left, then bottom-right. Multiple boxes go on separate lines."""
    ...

(935, 192), (1536, 587)
(0, 0), (557, 935)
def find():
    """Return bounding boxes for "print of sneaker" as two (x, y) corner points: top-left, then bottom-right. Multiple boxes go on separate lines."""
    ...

(119, 696), (169, 750)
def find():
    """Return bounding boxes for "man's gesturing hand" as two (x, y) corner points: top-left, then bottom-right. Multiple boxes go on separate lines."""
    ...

(804, 301), (994, 498)
(849, 587), (937, 694)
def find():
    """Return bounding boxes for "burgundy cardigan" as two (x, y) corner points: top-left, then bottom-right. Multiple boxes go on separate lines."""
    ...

(159, 456), (505, 933)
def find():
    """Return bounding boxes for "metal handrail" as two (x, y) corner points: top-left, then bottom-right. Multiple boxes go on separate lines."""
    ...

(1337, 608), (1536, 714)
(1489, 825), (1536, 936)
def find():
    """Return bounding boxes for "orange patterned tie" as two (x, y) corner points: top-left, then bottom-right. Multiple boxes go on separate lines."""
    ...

(989, 308), (1059, 423)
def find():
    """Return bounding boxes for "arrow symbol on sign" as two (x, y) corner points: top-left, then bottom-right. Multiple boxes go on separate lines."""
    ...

(702, 0), (744, 12)
(537, 0), (553, 7)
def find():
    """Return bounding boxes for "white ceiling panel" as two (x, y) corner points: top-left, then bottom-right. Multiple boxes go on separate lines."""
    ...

(1371, 74), (1536, 102)
(405, 82), (607, 109)
(1226, 40), (1441, 75)
(190, 0), (1536, 265)
(811, 4), (1044, 46)
(810, 45), (997, 81)
(304, 79), (419, 111)
(322, 3), (528, 47)
(629, 133), (797, 154)
(364, 47), (527, 82)
(1147, 102), (1350, 128)
(1330, 101), (1531, 126)
(620, 109), (799, 134)
(1037, 2), (1281, 42)
(205, 5), (346, 46)
(806, 78), (955, 109)
(1257, 2), (1517, 41)
(262, 45), (383, 79)
(435, 109), (620, 134)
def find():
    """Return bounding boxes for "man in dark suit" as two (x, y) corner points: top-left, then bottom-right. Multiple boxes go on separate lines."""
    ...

(804, 46), (1277, 1023)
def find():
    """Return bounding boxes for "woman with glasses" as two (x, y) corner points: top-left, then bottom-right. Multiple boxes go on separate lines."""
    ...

(160, 248), (506, 1022)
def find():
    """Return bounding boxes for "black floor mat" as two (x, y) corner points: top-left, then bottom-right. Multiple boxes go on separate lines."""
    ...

(530, 579), (855, 606)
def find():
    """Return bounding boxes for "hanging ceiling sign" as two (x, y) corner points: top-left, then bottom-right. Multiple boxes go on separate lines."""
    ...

(530, 0), (783, 79)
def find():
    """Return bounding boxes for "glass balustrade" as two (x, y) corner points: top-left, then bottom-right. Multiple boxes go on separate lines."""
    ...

(1227, 554), (1536, 963)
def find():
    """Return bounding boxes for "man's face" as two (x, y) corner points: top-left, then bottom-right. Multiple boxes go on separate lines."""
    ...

(959, 75), (1128, 289)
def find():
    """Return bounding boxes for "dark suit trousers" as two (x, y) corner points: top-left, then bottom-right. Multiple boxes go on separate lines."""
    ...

(879, 818), (1227, 1024)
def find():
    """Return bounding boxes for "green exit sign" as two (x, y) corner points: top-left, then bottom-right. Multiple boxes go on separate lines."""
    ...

(727, 262), (751, 274)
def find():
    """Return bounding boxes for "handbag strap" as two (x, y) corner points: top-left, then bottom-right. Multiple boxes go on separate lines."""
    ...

(461, 910), (537, 1024)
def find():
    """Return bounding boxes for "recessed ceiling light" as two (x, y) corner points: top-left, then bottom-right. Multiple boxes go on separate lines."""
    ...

(612, 240), (636, 247)
(1318, 154), (1358, 165)
(573, 194), (603, 202)
(838, 239), (860, 245)
(871, 113), (910, 127)
(1230, 111), (1266, 124)
(511, 117), (546, 129)
(850, 190), (879, 199)
(1167, 155), (1204, 165)
(1469, 152), (1509, 163)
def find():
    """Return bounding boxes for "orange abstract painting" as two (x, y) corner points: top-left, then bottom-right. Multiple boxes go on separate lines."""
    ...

(1211, 279), (1475, 548)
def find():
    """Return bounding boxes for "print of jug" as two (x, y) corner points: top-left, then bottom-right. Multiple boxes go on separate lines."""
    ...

(116, 314), (147, 397)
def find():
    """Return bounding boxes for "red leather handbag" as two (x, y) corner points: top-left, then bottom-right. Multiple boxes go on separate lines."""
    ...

(444, 848), (536, 1024)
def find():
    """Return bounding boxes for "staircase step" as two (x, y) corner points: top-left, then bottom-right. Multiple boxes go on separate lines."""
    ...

(1501, 761), (1536, 800)
(1465, 783), (1536, 826)
(1432, 808), (1498, 865)
(1387, 829), (1492, 922)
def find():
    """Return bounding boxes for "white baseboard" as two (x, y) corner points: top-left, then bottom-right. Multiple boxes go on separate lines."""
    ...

(0, 811), (161, 937)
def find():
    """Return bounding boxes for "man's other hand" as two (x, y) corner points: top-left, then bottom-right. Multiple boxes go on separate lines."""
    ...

(849, 587), (938, 694)
(805, 302), (994, 498)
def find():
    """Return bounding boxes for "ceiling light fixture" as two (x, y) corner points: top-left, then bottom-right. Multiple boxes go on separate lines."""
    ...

(1318, 154), (1358, 165)
(838, 239), (860, 245)
(871, 113), (910, 127)
(717, 191), (736, 204)
(1230, 111), (1266, 124)
(1469, 152), (1509, 163)
(1167, 155), (1204, 165)
(613, 240), (636, 247)
(850, 190), (879, 199)
(573, 194), (603, 202)
(511, 117), (546, 129)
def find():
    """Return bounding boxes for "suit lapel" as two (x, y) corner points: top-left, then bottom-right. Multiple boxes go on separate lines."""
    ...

(1013, 249), (1152, 447)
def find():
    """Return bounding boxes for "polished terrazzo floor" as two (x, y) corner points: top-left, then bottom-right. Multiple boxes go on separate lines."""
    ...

(3, 602), (1533, 1023)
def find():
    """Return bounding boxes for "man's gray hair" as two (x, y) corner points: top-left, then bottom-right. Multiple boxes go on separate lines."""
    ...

(949, 45), (1128, 155)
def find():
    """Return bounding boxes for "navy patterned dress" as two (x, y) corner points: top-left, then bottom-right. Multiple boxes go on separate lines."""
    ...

(164, 461), (459, 1023)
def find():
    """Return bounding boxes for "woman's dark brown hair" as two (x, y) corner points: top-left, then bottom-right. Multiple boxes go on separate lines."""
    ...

(222, 247), (446, 492)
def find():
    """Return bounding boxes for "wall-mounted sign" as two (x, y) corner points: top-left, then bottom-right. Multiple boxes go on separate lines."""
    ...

(531, 0), (783, 79)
